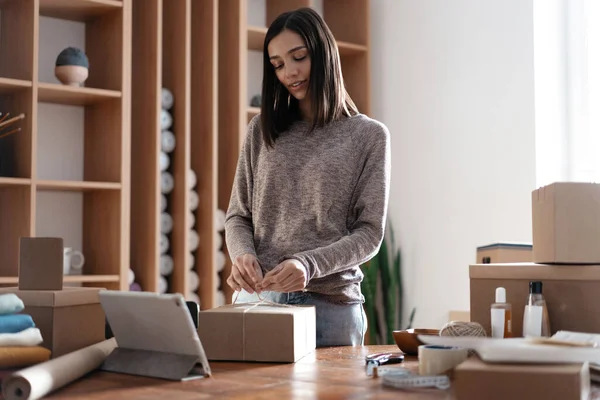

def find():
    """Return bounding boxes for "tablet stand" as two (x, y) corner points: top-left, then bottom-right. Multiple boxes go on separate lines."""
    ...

(100, 347), (208, 381)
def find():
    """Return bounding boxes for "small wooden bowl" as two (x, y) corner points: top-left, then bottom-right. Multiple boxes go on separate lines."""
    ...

(392, 329), (440, 355)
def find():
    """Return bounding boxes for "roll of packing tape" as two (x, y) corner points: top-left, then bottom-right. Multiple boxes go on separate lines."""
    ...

(418, 345), (468, 376)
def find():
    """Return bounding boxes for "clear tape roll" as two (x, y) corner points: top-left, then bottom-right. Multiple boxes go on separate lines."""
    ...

(418, 344), (468, 376)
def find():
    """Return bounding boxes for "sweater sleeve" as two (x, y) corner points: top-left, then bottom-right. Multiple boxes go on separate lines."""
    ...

(285, 123), (391, 280)
(224, 118), (259, 261)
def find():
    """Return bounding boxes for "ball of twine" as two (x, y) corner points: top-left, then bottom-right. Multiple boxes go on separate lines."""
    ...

(440, 321), (486, 356)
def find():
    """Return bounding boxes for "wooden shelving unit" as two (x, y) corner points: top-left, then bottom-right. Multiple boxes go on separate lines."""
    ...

(218, 0), (371, 303)
(130, 0), (219, 308)
(0, 0), (370, 308)
(0, 0), (131, 289)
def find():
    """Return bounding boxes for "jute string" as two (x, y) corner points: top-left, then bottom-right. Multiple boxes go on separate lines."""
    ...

(227, 291), (295, 360)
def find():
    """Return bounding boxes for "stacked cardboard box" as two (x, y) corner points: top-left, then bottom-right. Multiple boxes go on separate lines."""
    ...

(470, 182), (600, 337)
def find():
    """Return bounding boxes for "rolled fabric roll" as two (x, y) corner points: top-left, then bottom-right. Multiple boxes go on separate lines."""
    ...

(189, 212), (195, 230)
(161, 130), (176, 153)
(160, 234), (169, 254)
(129, 282), (141, 291)
(213, 274), (221, 290)
(160, 109), (172, 130)
(214, 231), (222, 250)
(189, 230), (199, 252)
(128, 269), (135, 285)
(158, 276), (168, 294)
(215, 291), (226, 306)
(161, 87), (174, 110)
(188, 253), (195, 270)
(188, 270), (199, 292)
(189, 190), (199, 211)
(214, 209), (226, 232)
(188, 169), (197, 189)
(187, 292), (200, 306)
(160, 212), (173, 234)
(160, 172), (174, 194)
(160, 194), (167, 212)
(160, 254), (174, 276)
(216, 251), (226, 272)
(159, 151), (170, 171)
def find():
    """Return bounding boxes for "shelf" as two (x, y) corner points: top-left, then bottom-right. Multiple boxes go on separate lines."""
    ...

(0, 177), (31, 187)
(247, 106), (259, 122)
(39, 0), (123, 22)
(38, 83), (121, 106)
(36, 179), (121, 192)
(246, 25), (367, 56)
(0, 274), (120, 285)
(338, 41), (368, 56)
(0, 78), (32, 94)
(247, 25), (267, 52)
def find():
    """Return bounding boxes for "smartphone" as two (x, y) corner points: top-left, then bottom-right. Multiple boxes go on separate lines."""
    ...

(105, 300), (200, 339)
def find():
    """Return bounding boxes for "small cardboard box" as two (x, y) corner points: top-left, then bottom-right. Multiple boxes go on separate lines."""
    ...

(453, 356), (590, 400)
(0, 237), (107, 358)
(532, 182), (600, 264)
(476, 242), (532, 264)
(470, 262), (600, 337)
(0, 286), (106, 358)
(197, 303), (316, 363)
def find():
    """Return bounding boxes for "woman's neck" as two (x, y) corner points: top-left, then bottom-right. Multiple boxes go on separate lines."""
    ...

(299, 99), (312, 121)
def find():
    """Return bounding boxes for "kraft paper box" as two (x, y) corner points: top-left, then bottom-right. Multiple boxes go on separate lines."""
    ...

(470, 262), (600, 337)
(197, 303), (316, 363)
(0, 286), (107, 358)
(532, 182), (600, 264)
(476, 242), (532, 264)
(0, 237), (107, 358)
(453, 356), (590, 400)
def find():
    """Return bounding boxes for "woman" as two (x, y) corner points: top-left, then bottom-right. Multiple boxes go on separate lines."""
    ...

(224, 7), (391, 347)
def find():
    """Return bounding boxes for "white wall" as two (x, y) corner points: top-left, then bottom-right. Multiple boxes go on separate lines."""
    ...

(370, 0), (537, 329)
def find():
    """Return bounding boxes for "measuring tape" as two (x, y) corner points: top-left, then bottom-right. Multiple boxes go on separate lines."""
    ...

(371, 367), (451, 390)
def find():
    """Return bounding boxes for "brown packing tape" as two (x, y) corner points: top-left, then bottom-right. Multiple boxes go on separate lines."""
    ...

(1, 338), (117, 400)
(418, 345), (468, 376)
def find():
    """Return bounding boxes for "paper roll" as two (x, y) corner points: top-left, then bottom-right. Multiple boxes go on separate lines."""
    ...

(216, 251), (225, 272)
(160, 254), (173, 276)
(189, 190), (199, 211)
(189, 212), (195, 230)
(160, 109), (172, 130)
(159, 151), (170, 171)
(161, 87), (174, 110)
(160, 213), (173, 234)
(418, 345), (468, 376)
(128, 268), (135, 285)
(2, 338), (117, 400)
(158, 276), (168, 294)
(160, 233), (169, 254)
(189, 230), (199, 252)
(188, 270), (199, 292)
(214, 231), (222, 250)
(188, 169), (197, 189)
(215, 209), (226, 232)
(188, 253), (195, 270)
(161, 130), (176, 153)
(160, 172), (174, 194)
(160, 194), (167, 212)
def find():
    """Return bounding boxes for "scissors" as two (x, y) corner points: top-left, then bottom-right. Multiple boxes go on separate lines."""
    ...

(365, 352), (404, 376)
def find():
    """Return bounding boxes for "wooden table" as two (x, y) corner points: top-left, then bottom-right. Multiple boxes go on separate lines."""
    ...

(40, 344), (600, 399)
(44, 345), (451, 399)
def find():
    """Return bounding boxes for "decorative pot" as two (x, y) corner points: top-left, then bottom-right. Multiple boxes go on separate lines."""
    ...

(55, 47), (89, 86)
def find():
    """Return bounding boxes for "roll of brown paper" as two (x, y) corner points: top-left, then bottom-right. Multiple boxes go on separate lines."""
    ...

(1, 338), (117, 400)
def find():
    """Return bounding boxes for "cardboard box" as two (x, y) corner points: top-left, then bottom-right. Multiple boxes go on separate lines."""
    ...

(0, 237), (107, 358)
(453, 356), (590, 400)
(476, 242), (532, 264)
(0, 287), (106, 358)
(197, 303), (316, 362)
(532, 182), (600, 264)
(470, 262), (600, 337)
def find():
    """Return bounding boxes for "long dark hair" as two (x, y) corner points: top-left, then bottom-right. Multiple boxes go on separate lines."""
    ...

(260, 7), (359, 147)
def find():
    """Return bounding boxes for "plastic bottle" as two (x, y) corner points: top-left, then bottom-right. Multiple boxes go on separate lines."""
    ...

(490, 287), (512, 338)
(522, 281), (551, 337)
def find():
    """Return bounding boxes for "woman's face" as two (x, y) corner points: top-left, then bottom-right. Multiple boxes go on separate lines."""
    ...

(268, 29), (311, 102)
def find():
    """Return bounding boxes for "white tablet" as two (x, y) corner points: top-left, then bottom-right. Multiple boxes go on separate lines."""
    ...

(99, 290), (211, 376)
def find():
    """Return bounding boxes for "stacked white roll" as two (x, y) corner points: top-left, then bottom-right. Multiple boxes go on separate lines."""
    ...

(159, 87), (175, 294)
(187, 168), (200, 305)
(214, 208), (226, 304)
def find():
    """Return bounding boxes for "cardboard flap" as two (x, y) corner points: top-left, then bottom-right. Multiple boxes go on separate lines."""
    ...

(469, 262), (600, 280)
(100, 347), (208, 381)
(0, 287), (102, 307)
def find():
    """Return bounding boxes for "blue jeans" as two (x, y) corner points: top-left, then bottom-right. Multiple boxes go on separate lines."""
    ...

(233, 290), (367, 347)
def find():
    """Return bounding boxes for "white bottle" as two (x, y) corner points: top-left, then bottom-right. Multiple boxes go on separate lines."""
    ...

(490, 287), (513, 338)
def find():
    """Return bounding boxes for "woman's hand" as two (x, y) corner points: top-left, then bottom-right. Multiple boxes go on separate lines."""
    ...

(227, 254), (263, 294)
(257, 259), (308, 293)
